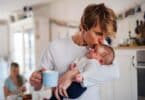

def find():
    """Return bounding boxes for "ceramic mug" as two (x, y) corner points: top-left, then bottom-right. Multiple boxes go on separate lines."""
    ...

(42, 70), (59, 88)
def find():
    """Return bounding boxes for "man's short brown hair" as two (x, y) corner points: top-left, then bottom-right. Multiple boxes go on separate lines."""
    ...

(80, 3), (117, 37)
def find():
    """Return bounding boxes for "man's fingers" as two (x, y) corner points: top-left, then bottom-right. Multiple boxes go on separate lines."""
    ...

(62, 89), (68, 98)
(58, 84), (68, 98)
(30, 79), (41, 88)
(30, 76), (41, 84)
(33, 72), (42, 80)
(31, 77), (40, 83)
(58, 87), (63, 96)
(54, 88), (61, 100)
(30, 76), (36, 86)
(39, 67), (47, 72)
(30, 71), (42, 83)
(30, 71), (43, 89)
(58, 87), (68, 98)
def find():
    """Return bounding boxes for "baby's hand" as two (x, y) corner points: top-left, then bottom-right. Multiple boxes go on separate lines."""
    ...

(86, 48), (96, 59)
(75, 74), (83, 83)
(68, 63), (76, 70)
(19, 86), (26, 92)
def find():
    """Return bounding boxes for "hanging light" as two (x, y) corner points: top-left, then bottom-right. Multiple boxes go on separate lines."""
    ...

(23, 6), (33, 18)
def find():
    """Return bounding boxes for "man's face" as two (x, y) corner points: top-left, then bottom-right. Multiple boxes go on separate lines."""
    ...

(83, 25), (104, 48)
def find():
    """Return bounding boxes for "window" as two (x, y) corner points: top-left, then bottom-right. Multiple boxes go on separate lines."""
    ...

(13, 29), (35, 78)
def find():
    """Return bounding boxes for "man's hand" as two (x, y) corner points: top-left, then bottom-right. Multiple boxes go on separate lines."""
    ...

(30, 68), (46, 90)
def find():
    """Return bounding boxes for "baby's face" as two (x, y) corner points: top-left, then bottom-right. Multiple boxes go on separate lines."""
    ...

(87, 45), (108, 64)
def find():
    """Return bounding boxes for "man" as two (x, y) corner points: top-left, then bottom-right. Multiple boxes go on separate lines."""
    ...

(30, 3), (119, 100)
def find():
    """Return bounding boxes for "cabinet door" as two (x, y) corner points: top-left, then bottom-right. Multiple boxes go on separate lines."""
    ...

(100, 81), (115, 100)
(114, 51), (137, 100)
(100, 50), (137, 100)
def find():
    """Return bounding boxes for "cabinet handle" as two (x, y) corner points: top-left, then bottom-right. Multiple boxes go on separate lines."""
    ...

(131, 56), (136, 68)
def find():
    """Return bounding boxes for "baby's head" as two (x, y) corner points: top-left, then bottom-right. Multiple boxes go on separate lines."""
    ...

(87, 44), (115, 65)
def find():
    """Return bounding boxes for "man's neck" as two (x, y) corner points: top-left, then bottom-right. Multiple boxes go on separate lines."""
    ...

(72, 32), (87, 46)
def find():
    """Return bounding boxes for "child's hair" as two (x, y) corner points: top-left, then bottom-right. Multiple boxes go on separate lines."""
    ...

(10, 62), (23, 87)
(11, 62), (19, 68)
(101, 44), (115, 65)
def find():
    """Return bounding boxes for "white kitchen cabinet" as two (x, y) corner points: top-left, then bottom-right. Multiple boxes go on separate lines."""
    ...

(114, 49), (137, 100)
(100, 49), (137, 100)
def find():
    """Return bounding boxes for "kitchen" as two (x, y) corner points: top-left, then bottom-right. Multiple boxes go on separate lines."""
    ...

(0, 0), (145, 100)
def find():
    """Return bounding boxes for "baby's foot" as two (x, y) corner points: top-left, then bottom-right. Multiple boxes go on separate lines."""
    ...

(75, 74), (83, 83)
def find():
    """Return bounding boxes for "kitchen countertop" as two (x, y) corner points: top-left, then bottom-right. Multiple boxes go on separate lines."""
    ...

(114, 46), (145, 50)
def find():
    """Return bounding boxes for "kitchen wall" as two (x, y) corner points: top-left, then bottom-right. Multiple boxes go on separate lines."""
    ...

(0, 23), (9, 58)
(113, 2), (145, 46)
(34, 0), (97, 23)
(0, 23), (9, 100)
(34, 17), (50, 66)
(34, 0), (145, 46)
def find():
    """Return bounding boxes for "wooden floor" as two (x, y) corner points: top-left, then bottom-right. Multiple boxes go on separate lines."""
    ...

(138, 96), (145, 100)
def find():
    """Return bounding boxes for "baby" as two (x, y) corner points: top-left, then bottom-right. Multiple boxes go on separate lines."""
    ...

(50, 44), (115, 100)
(74, 44), (115, 83)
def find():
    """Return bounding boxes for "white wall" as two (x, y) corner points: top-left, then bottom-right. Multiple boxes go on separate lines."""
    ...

(34, 17), (50, 66)
(34, 0), (116, 23)
(0, 24), (9, 57)
(0, 24), (9, 100)
(113, 2), (145, 46)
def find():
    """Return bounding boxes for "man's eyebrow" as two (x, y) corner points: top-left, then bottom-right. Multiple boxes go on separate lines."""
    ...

(94, 32), (103, 36)
(91, 44), (97, 49)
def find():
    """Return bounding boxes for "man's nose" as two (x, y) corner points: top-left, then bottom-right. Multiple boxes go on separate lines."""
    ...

(88, 48), (95, 53)
(91, 44), (97, 49)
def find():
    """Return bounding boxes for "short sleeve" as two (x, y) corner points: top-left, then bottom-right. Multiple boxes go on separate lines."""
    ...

(4, 78), (9, 88)
(4, 77), (18, 93)
(40, 45), (54, 70)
